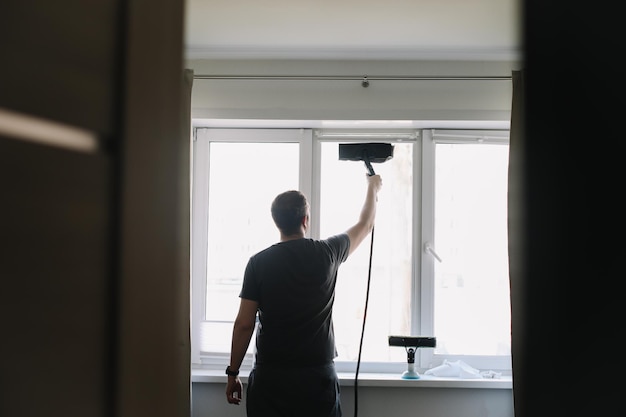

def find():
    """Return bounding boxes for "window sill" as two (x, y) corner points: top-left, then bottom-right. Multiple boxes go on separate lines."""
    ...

(191, 369), (512, 389)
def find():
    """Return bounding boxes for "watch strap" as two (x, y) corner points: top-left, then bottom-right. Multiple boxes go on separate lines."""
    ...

(225, 366), (239, 376)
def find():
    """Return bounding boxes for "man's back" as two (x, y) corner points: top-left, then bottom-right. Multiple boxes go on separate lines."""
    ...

(240, 235), (350, 367)
(225, 175), (382, 415)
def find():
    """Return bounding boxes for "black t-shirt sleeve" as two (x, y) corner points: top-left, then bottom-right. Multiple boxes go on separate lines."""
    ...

(239, 257), (259, 301)
(326, 233), (350, 264)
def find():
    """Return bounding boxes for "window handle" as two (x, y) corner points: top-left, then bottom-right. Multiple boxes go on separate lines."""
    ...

(424, 243), (443, 263)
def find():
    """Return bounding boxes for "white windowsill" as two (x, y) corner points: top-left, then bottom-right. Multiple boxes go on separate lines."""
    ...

(192, 369), (512, 389)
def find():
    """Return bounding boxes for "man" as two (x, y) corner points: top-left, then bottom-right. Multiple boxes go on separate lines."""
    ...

(226, 173), (383, 417)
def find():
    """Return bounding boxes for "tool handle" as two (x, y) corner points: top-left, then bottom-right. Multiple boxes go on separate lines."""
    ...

(363, 153), (376, 176)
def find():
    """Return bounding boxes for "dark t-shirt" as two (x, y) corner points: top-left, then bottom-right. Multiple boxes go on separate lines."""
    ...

(239, 234), (351, 368)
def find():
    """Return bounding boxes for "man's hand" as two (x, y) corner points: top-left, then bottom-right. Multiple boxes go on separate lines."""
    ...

(367, 174), (383, 197)
(226, 376), (243, 405)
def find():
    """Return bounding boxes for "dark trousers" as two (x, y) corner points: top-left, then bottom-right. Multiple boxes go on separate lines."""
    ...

(246, 362), (342, 417)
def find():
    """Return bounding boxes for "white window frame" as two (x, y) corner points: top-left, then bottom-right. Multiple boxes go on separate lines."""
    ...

(191, 126), (512, 374)
(190, 128), (312, 366)
(419, 129), (512, 372)
(312, 130), (420, 375)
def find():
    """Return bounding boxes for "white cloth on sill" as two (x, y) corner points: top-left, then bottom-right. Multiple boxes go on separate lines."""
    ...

(424, 359), (501, 379)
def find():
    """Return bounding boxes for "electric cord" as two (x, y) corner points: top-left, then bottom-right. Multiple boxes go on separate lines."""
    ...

(354, 225), (375, 417)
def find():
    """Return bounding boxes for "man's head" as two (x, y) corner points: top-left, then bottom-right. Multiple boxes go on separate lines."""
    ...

(271, 190), (309, 236)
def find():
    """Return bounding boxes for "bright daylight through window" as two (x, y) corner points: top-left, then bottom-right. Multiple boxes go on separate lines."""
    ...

(432, 139), (511, 358)
(191, 128), (511, 374)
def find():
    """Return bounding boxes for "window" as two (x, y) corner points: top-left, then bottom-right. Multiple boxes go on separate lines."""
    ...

(420, 129), (512, 371)
(318, 139), (414, 365)
(191, 127), (511, 374)
(190, 128), (311, 367)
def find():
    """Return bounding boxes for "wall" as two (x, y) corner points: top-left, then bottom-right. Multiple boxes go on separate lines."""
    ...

(186, 59), (521, 125)
(185, 57), (518, 417)
(192, 382), (513, 417)
(1, 1), (190, 417)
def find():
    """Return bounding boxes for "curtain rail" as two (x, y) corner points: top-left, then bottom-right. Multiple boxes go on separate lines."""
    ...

(193, 74), (511, 81)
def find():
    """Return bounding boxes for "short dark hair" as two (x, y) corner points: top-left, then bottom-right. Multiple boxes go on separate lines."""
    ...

(271, 190), (309, 235)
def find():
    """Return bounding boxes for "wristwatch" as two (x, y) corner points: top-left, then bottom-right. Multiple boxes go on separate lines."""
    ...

(225, 365), (239, 377)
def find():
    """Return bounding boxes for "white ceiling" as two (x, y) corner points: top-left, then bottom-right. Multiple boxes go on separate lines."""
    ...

(185, 0), (522, 61)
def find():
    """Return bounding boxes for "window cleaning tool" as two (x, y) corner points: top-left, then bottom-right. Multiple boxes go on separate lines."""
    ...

(388, 336), (437, 379)
(339, 142), (394, 417)
(338, 142), (394, 176)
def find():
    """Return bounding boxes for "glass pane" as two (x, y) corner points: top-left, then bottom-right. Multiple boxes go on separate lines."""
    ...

(433, 143), (511, 356)
(320, 142), (413, 362)
(203, 142), (299, 352)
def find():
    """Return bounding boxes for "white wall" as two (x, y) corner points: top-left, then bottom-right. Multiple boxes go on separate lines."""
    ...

(186, 59), (520, 126)
(185, 57), (518, 417)
(192, 382), (514, 417)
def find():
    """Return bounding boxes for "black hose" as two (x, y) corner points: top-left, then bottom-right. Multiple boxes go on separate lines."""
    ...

(354, 225), (375, 417)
